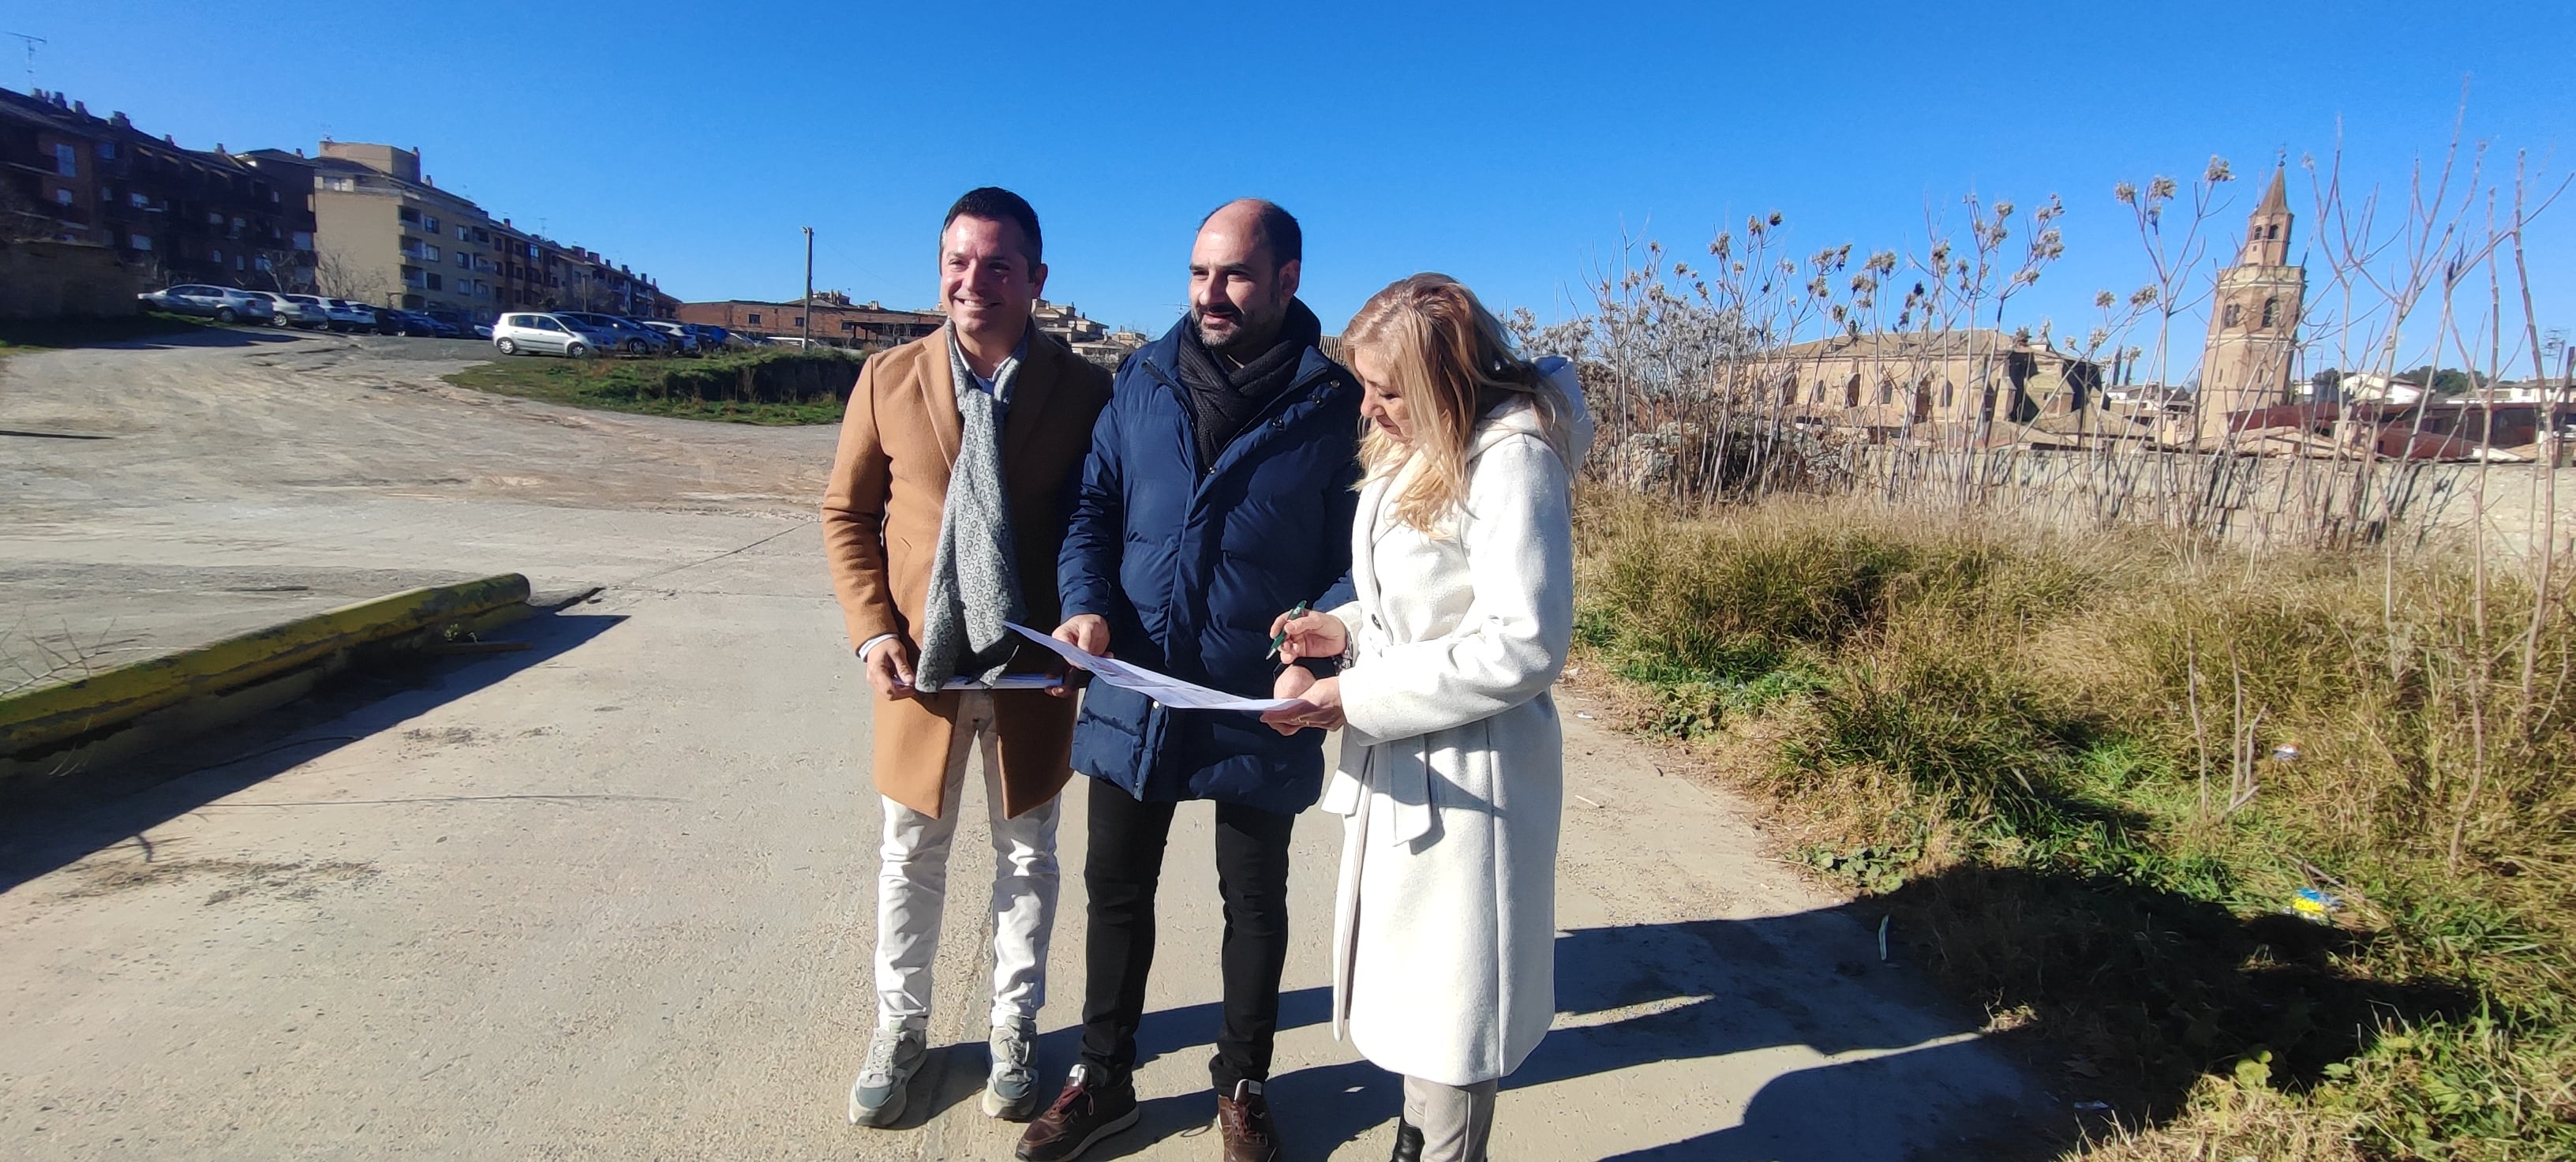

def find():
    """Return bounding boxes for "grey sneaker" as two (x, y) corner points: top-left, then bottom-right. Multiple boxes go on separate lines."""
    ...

(847, 1024), (927, 1127)
(983, 1018), (1041, 1120)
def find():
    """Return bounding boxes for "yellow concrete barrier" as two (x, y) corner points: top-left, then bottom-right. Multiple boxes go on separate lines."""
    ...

(0, 574), (532, 759)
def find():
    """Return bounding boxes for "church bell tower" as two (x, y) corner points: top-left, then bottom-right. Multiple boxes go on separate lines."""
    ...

(2196, 163), (2307, 441)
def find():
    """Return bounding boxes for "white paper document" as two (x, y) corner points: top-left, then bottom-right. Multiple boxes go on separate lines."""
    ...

(1006, 623), (1297, 713)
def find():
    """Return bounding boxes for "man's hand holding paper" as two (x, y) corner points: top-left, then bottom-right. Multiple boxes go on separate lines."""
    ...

(1007, 622), (1297, 713)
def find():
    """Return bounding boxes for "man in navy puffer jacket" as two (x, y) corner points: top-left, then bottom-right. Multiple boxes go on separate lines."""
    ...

(1015, 199), (1357, 1162)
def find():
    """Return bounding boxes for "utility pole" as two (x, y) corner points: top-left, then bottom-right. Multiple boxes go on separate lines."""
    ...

(6, 32), (44, 92)
(801, 226), (814, 348)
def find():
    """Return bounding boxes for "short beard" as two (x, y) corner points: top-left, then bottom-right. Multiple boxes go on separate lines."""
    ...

(1193, 305), (1279, 355)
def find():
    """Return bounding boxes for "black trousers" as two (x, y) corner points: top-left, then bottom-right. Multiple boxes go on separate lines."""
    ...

(1077, 776), (1296, 1091)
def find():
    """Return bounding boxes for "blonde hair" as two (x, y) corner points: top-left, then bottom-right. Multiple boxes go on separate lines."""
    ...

(1342, 273), (1567, 533)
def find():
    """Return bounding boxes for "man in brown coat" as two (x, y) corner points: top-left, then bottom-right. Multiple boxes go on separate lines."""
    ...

(822, 187), (1112, 1128)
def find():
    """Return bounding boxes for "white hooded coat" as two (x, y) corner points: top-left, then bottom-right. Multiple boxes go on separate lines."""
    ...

(1322, 357), (1591, 1087)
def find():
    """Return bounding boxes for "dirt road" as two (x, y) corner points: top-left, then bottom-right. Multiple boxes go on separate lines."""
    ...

(0, 331), (2042, 1159)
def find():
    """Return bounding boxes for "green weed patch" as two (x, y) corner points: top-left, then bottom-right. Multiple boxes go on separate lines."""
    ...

(443, 347), (865, 425)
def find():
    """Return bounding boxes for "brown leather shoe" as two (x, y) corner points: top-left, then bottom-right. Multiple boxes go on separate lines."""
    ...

(1015, 1065), (1139, 1162)
(1215, 1078), (1280, 1162)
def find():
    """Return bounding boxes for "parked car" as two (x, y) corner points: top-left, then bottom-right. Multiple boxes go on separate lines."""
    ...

(687, 324), (734, 350)
(138, 284), (275, 324)
(422, 308), (490, 339)
(302, 297), (377, 332)
(376, 309), (444, 337)
(283, 294), (355, 332)
(559, 311), (668, 355)
(242, 290), (329, 329)
(491, 312), (618, 358)
(640, 320), (700, 355)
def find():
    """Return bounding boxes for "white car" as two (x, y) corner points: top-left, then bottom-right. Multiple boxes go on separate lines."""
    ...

(245, 290), (330, 329)
(284, 294), (373, 332)
(322, 298), (380, 332)
(491, 312), (616, 358)
(640, 320), (700, 355)
(138, 284), (276, 324)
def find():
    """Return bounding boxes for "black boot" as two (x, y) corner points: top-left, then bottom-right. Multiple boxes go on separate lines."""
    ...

(1389, 1117), (1424, 1162)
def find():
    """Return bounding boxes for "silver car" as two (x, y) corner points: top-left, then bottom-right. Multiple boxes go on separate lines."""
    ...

(640, 320), (701, 355)
(492, 312), (616, 358)
(326, 299), (382, 332)
(557, 311), (668, 356)
(284, 294), (371, 333)
(245, 290), (330, 329)
(138, 284), (276, 324)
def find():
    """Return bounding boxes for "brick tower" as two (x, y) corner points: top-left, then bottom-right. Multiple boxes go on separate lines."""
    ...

(2195, 163), (2306, 440)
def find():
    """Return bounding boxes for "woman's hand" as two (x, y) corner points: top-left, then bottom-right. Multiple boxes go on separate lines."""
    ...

(1273, 664), (1316, 703)
(1260, 676), (1345, 736)
(1268, 609), (1350, 664)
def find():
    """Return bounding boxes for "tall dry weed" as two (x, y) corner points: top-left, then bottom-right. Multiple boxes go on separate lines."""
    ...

(1574, 487), (2575, 1159)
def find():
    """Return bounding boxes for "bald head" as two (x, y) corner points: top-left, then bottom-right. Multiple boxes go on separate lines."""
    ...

(1189, 199), (1303, 356)
(1200, 198), (1302, 267)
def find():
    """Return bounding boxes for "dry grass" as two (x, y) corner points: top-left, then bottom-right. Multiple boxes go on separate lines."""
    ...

(1573, 485), (2576, 1160)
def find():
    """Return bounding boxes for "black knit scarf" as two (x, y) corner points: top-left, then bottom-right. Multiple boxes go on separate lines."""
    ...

(1174, 298), (1323, 469)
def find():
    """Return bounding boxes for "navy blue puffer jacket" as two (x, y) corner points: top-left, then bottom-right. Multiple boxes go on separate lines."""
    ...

(1058, 314), (1361, 813)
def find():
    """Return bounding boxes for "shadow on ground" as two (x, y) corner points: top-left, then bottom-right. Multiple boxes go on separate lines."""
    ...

(1030, 896), (2055, 1161)
(1870, 864), (2479, 1119)
(0, 317), (305, 353)
(0, 610), (624, 892)
(1042, 857), (2485, 1160)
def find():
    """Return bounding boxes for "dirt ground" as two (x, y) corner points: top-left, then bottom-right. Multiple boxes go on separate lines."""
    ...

(0, 329), (2045, 1159)
(1, 328), (833, 690)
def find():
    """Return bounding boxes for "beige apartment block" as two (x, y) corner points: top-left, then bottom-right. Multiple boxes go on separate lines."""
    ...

(291, 142), (505, 319)
(282, 141), (672, 324)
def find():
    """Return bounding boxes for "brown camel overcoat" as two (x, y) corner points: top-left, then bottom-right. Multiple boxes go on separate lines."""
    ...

(821, 324), (1112, 819)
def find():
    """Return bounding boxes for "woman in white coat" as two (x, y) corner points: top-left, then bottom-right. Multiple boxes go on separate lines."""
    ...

(1262, 273), (1589, 1162)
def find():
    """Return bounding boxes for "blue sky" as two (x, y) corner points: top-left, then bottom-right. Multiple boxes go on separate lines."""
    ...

(13, 1), (2570, 354)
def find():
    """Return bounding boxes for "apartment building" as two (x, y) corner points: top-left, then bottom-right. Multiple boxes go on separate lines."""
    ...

(260, 140), (673, 324)
(1, 86), (316, 290)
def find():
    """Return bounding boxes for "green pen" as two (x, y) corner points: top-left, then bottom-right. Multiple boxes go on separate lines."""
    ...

(1271, 601), (1310, 658)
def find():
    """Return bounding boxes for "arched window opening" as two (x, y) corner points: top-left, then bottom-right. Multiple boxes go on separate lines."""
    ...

(1941, 380), (1955, 408)
(1810, 377), (1825, 403)
(1875, 377), (1893, 404)
(1844, 373), (1861, 408)
(2260, 297), (2278, 328)
(2222, 302), (2241, 328)
(1782, 376), (1799, 405)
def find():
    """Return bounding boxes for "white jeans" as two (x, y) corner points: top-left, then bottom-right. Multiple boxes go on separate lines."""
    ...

(874, 692), (1061, 1032)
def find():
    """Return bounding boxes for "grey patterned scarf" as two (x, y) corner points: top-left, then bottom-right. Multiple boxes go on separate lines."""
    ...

(914, 329), (1028, 692)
